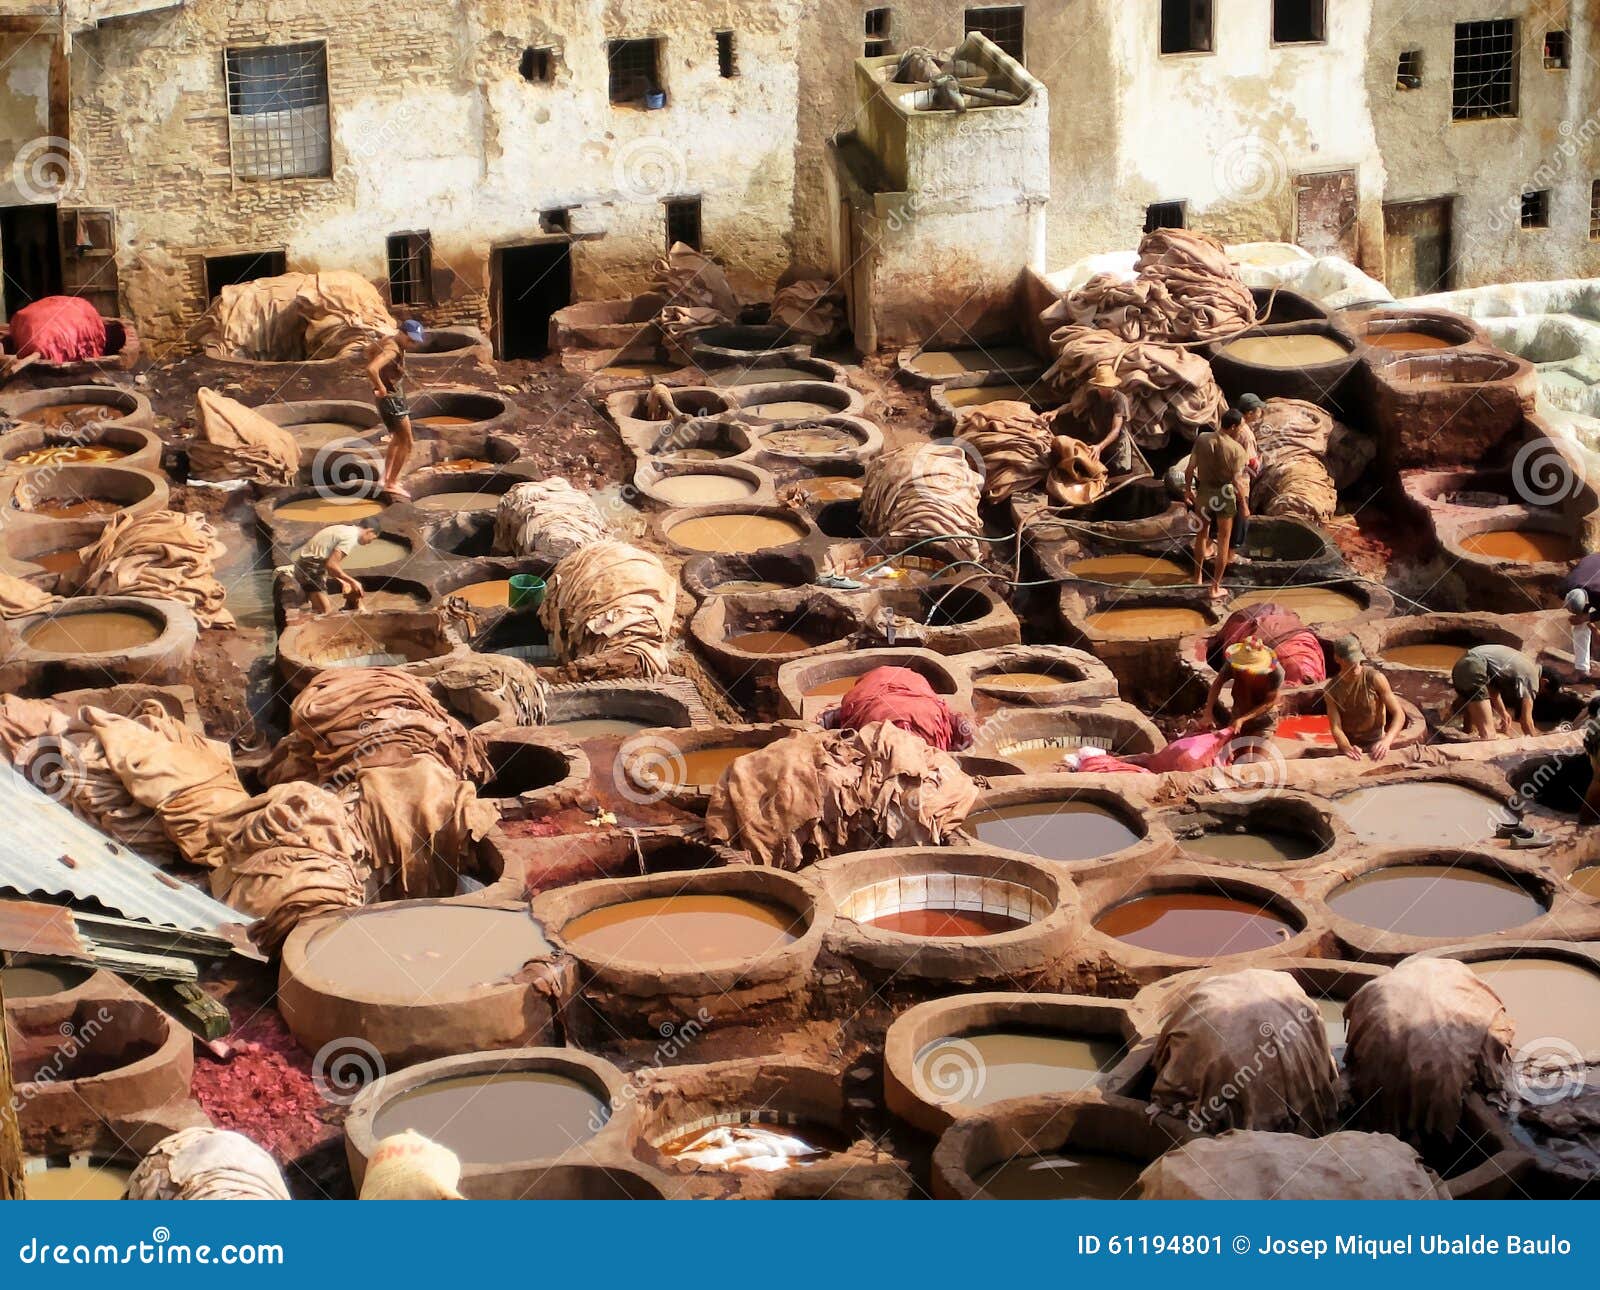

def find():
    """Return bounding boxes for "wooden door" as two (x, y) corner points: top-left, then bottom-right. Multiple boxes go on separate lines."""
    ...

(1383, 198), (1454, 298)
(57, 207), (119, 317)
(1295, 169), (1360, 261)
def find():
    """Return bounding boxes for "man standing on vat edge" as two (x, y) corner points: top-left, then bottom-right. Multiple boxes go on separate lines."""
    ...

(1184, 409), (1252, 601)
(365, 318), (426, 500)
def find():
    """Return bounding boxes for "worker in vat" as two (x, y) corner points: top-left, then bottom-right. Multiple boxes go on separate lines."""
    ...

(1184, 409), (1252, 600)
(291, 520), (381, 615)
(1081, 362), (1134, 475)
(364, 318), (427, 501)
(1450, 643), (1539, 740)
(1199, 638), (1283, 753)
(1323, 637), (1406, 761)
(1232, 394), (1267, 556)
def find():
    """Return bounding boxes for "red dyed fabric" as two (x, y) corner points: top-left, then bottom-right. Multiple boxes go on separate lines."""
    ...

(1076, 730), (1235, 775)
(1207, 603), (1325, 686)
(8, 295), (106, 363)
(832, 666), (968, 751)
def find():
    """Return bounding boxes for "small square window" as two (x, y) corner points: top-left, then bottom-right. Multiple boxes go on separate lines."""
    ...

(224, 42), (331, 181)
(865, 6), (892, 56)
(965, 6), (1024, 62)
(608, 37), (664, 106)
(519, 46), (554, 83)
(1545, 30), (1570, 70)
(1272, 0), (1325, 45)
(540, 208), (572, 235)
(715, 30), (737, 78)
(666, 197), (702, 251)
(387, 231), (433, 307)
(1160, 0), (1212, 55)
(1396, 49), (1422, 89)
(1521, 189), (1550, 230)
(1144, 201), (1187, 233)
(205, 249), (287, 300)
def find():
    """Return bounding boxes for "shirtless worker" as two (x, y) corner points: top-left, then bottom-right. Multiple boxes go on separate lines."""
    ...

(1184, 409), (1252, 600)
(1450, 643), (1540, 740)
(1323, 636), (1406, 761)
(292, 521), (379, 615)
(365, 318), (426, 499)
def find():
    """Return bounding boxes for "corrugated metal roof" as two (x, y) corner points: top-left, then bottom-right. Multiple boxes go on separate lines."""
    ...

(0, 764), (252, 936)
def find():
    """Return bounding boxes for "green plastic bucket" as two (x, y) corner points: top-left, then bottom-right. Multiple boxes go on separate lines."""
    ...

(508, 573), (546, 610)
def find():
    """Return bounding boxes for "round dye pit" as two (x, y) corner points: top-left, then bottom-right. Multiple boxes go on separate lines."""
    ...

(550, 717), (653, 738)
(725, 628), (830, 655)
(1178, 828), (1324, 864)
(337, 537), (409, 570)
(760, 425), (860, 455)
(651, 745), (752, 787)
(788, 476), (861, 504)
(12, 443), (128, 466)
(23, 1158), (132, 1200)
(31, 546), (84, 576)
(1367, 330), (1457, 351)
(1219, 334), (1349, 367)
(285, 420), (371, 449)
(0, 963), (93, 998)
(371, 1071), (607, 1164)
(1571, 866), (1600, 899)
(1066, 555), (1190, 587)
(1468, 956), (1600, 1054)
(710, 579), (791, 594)
(651, 474), (758, 505)
(1459, 529), (1579, 563)
(967, 801), (1140, 863)
(667, 513), (805, 553)
(275, 496), (385, 524)
(413, 490), (500, 511)
(561, 894), (802, 966)
(1333, 782), (1506, 849)
(1093, 892), (1294, 956)
(431, 456), (492, 472)
(445, 579), (513, 608)
(908, 346), (1038, 378)
(974, 1151), (1144, 1200)
(1232, 585), (1363, 625)
(1326, 865), (1545, 938)
(23, 610), (161, 654)
(300, 904), (551, 1002)
(743, 399), (840, 420)
(16, 495), (122, 520)
(709, 366), (827, 386)
(1382, 642), (1469, 671)
(913, 1029), (1123, 1108)
(18, 402), (123, 431)
(1084, 606), (1209, 639)
(942, 383), (1042, 409)
(866, 909), (1026, 936)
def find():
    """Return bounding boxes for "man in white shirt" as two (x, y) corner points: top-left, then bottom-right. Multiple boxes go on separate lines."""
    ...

(292, 522), (378, 614)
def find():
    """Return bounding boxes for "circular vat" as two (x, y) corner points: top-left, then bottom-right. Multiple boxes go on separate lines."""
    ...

(252, 399), (381, 451)
(663, 504), (810, 556)
(1417, 941), (1600, 1062)
(1086, 871), (1310, 967)
(965, 787), (1150, 867)
(1331, 777), (1512, 850)
(821, 539), (968, 589)
(16, 598), (167, 656)
(755, 415), (879, 463)
(691, 594), (857, 689)
(0, 962), (97, 999)
(1451, 516), (1581, 566)
(778, 648), (963, 717)
(7, 463), (165, 523)
(1214, 326), (1354, 370)
(1231, 517), (1340, 569)
(1322, 852), (1552, 947)
(0, 422), (159, 471)
(809, 846), (1079, 982)
(1376, 619), (1519, 674)
(965, 645), (1116, 706)
(345, 1047), (627, 1191)
(0, 385), (148, 432)
(1383, 350), (1525, 386)
(266, 487), (391, 529)
(1071, 477), (1183, 527)
(731, 381), (861, 422)
(618, 723), (794, 802)
(433, 558), (549, 612)
(931, 1093), (1186, 1199)
(884, 992), (1143, 1136)
(1065, 551), (1191, 588)
(405, 389), (509, 431)
(613, 388), (734, 431)
(679, 550), (814, 599)
(1360, 312), (1478, 353)
(634, 458), (768, 507)
(277, 900), (564, 1069)
(277, 611), (461, 689)
(3, 518), (102, 585)
(407, 469), (521, 514)
(1165, 793), (1336, 867)
(1080, 594), (1218, 643)
(781, 464), (866, 508)
(1508, 751), (1592, 818)
(974, 704), (1162, 774)
(705, 356), (839, 386)
(481, 732), (587, 803)
(22, 1150), (135, 1200)
(543, 683), (698, 736)
(1228, 580), (1381, 629)
(691, 323), (812, 363)
(472, 611), (553, 664)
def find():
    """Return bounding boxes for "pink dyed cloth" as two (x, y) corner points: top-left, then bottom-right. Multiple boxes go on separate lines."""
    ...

(8, 295), (106, 363)
(821, 666), (974, 751)
(1076, 729), (1236, 775)
(1208, 604), (1325, 686)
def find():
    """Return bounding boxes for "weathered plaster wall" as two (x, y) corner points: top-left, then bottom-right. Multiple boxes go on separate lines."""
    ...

(1369, 0), (1600, 287)
(65, 0), (801, 347)
(0, 33), (51, 208)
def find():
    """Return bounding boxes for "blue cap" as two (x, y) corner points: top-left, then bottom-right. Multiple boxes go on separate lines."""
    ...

(400, 319), (425, 341)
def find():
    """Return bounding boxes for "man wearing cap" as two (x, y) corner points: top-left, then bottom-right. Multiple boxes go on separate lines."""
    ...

(1200, 637), (1285, 743)
(1563, 553), (1600, 675)
(1184, 410), (1252, 599)
(1451, 643), (1539, 740)
(1323, 636), (1405, 761)
(1082, 362), (1133, 474)
(364, 319), (426, 499)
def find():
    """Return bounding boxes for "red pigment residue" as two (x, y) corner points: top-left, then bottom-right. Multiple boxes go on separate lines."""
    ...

(1277, 714), (1336, 745)
(189, 1004), (338, 1166)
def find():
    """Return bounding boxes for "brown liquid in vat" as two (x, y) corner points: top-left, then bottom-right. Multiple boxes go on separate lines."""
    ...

(446, 579), (512, 608)
(25, 496), (123, 520)
(726, 629), (824, 654)
(24, 611), (161, 653)
(32, 547), (83, 575)
(26, 1162), (132, 1200)
(303, 905), (551, 1001)
(1067, 554), (1190, 587)
(1368, 329), (1455, 351)
(910, 346), (1038, 377)
(432, 456), (491, 472)
(1383, 642), (1469, 670)
(1334, 782), (1504, 848)
(562, 894), (801, 965)
(866, 908), (1027, 937)
(710, 367), (824, 386)
(414, 491), (499, 511)
(0, 964), (88, 997)
(1570, 866), (1600, 898)
(652, 474), (757, 505)
(1471, 957), (1600, 1053)
(340, 538), (408, 569)
(413, 414), (480, 428)
(27, 402), (121, 430)
(276, 497), (385, 523)
(789, 476), (860, 503)
(761, 426), (859, 455)
(1327, 865), (1545, 937)
(942, 383), (1038, 408)
(550, 717), (652, 738)
(1221, 335), (1349, 367)
(287, 420), (367, 448)
(13, 444), (128, 466)
(1460, 529), (1579, 563)
(1178, 829), (1322, 863)
(1233, 586), (1362, 623)
(1084, 606), (1209, 639)
(712, 579), (790, 594)
(975, 1151), (1143, 1200)
(1094, 892), (1293, 955)
(668, 513), (804, 553)
(804, 674), (861, 698)
(651, 746), (753, 787)
(914, 1030), (1121, 1106)
(744, 400), (838, 419)
(967, 801), (1139, 862)
(372, 1071), (607, 1163)
(980, 670), (1070, 691)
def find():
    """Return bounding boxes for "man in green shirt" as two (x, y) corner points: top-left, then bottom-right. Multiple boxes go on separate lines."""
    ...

(1450, 643), (1540, 739)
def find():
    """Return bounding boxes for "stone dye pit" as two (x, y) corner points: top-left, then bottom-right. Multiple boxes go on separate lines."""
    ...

(371, 1071), (607, 1164)
(561, 895), (802, 965)
(1092, 893), (1295, 957)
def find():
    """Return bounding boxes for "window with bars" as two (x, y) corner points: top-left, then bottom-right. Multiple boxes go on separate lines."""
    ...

(1396, 49), (1422, 89)
(1452, 20), (1518, 121)
(519, 46), (554, 83)
(1160, 0), (1213, 55)
(608, 38), (664, 105)
(1544, 30), (1570, 69)
(1591, 181), (1600, 241)
(665, 197), (702, 251)
(865, 7), (892, 57)
(1144, 201), (1188, 233)
(387, 231), (433, 307)
(225, 42), (331, 181)
(965, 6), (1024, 62)
(716, 30), (738, 78)
(1521, 189), (1549, 229)
(1272, 0), (1325, 44)
(204, 249), (288, 300)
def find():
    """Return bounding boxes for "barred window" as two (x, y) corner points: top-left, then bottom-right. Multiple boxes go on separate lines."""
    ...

(1452, 20), (1518, 121)
(225, 42), (331, 181)
(1520, 189), (1549, 230)
(1544, 30), (1569, 69)
(965, 6), (1024, 62)
(387, 231), (433, 307)
(608, 38), (664, 105)
(1590, 181), (1600, 242)
(1396, 49), (1422, 89)
(1144, 201), (1187, 233)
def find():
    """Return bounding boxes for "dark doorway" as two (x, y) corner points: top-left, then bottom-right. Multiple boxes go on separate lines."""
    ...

(2, 204), (63, 318)
(204, 248), (287, 300)
(494, 241), (571, 360)
(1383, 198), (1454, 297)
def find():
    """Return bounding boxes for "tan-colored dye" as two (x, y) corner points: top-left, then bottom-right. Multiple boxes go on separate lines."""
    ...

(979, 670), (1069, 691)
(652, 474), (757, 505)
(276, 497), (385, 523)
(914, 1030), (1120, 1107)
(1234, 586), (1363, 624)
(1093, 892), (1294, 955)
(12, 444), (127, 466)
(432, 457), (491, 472)
(550, 717), (652, 738)
(1472, 957), (1600, 1053)
(372, 1071), (607, 1164)
(24, 611), (161, 654)
(413, 414), (481, 428)
(1327, 865), (1544, 937)
(1334, 782), (1504, 849)
(761, 426), (859, 455)
(303, 904), (550, 1001)
(942, 383), (1038, 408)
(339, 537), (408, 569)
(910, 346), (1038, 377)
(32, 547), (83, 575)
(1383, 642), (1469, 671)
(1067, 554), (1190, 587)
(1178, 829), (1322, 864)
(667, 513), (804, 553)
(1368, 330), (1455, 351)
(1570, 866), (1600, 898)
(1460, 529), (1580, 563)
(991, 742), (1078, 773)
(804, 674), (861, 697)
(789, 476), (861, 503)
(447, 579), (512, 608)
(1084, 606), (1209, 638)
(744, 400), (838, 419)
(28, 402), (121, 430)
(710, 367), (824, 386)
(287, 420), (367, 447)
(562, 894), (800, 965)
(975, 1151), (1143, 1200)
(26, 1163), (132, 1200)
(653, 746), (753, 787)
(25, 496), (123, 520)
(1221, 335), (1349, 367)
(414, 491), (499, 511)
(711, 579), (790, 594)
(726, 629), (823, 654)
